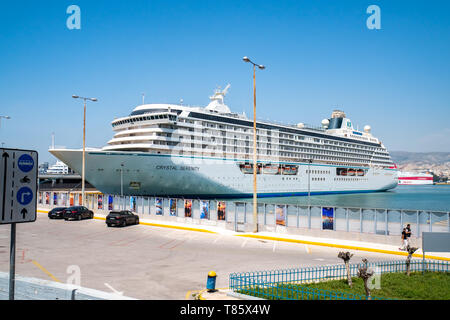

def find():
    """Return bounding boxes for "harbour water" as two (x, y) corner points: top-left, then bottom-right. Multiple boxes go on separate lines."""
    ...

(234, 185), (450, 212)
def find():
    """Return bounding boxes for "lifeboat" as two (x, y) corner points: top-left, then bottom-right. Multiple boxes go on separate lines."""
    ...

(263, 164), (280, 175)
(239, 164), (253, 174)
(281, 165), (299, 175)
(239, 163), (261, 174)
(357, 169), (364, 176)
(348, 169), (356, 176)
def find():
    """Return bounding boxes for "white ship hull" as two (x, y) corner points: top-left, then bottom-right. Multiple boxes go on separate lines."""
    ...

(49, 149), (398, 198)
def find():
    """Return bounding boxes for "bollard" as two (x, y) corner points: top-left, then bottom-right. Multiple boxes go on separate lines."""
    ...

(206, 271), (217, 292)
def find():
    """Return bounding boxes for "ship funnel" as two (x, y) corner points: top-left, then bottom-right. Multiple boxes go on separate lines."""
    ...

(328, 110), (347, 129)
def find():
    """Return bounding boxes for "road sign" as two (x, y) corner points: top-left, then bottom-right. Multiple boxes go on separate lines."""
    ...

(423, 232), (450, 253)
(0, 148), (38, 224)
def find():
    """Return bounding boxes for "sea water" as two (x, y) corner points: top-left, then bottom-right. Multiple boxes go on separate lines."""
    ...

(235, 185), (450, 212)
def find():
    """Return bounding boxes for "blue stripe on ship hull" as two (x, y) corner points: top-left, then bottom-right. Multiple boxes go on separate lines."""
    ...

(159, 189), (388, 199)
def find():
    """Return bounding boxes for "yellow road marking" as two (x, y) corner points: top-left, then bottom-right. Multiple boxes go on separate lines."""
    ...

(32, 260), (62, 283)
(138, 221), (217, 234)
(236, 234), (450, 261)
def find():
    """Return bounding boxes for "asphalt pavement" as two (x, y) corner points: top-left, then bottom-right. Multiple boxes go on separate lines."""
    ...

(0, 211), (420, 300)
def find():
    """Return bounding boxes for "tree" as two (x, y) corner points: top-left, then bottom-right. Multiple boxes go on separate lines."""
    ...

(357, 259), (374, 300)
(338, 251), (354, 287)
(405, 245), (419, 276)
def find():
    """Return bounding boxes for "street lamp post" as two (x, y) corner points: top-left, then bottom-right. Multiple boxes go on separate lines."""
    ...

(308, 159), (312, 208)
(72, 95), (98, 206)
(243, 56), (265, 233)
(120, 163), (124, 210)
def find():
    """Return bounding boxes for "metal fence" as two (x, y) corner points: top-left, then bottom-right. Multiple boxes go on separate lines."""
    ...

(237, 284), (386, 300)
(37, 191), (450, 237)
(229, 259), (449, 300)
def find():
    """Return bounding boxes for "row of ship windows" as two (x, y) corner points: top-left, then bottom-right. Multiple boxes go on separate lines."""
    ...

(129, 136), (390, 160)
(122, 123), (386, 153)
(152, 142), (389, 163)
(306, 170), (331, 175)
(197, 119), (367, 147)
(197, 121), (380, 151)
(112, 139), (391, 165)
(334, 177), (369, 182)
(115, 133), (390, 162)
(150, 140), (390, 161)
(279, 153), (390, 164)
(123, 118), (381, 152)
(279, 142), (388, 156)
(112, 114), (177, 126)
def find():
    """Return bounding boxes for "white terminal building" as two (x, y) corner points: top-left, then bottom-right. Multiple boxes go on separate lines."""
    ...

(46, 160), (70, 175)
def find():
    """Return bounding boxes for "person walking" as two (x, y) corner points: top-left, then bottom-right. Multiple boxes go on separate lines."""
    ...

(399, 227), (408, 251)
(406, 224), (412, 247)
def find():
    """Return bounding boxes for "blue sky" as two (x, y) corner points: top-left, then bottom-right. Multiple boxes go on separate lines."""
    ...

(0, 0), (449, 164)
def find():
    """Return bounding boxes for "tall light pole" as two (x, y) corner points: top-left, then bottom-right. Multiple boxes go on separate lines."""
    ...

(0, 115), (11, 130)
(120, 163), (124, 210)
(72, 95), (98, 206)
(307, 158), (312, 208)
(243, 56), (265, 233)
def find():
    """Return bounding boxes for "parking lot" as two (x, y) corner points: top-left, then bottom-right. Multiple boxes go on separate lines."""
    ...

(0, 212), (396, 299)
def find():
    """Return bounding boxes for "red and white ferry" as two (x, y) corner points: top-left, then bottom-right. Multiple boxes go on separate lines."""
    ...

(398, 171), (434, 185)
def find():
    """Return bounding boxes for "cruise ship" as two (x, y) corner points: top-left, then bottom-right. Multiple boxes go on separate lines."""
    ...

(50, 85), (398, 198)
(398, 171), (434, 185)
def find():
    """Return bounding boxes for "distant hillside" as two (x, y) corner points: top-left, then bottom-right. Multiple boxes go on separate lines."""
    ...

(390, 151), (450, 177)
(390, 152), (450, 165)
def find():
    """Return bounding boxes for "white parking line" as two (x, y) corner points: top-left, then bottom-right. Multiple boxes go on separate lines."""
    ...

(273, 241), (277, 252)
(213, 235), (223, 244)
(305, 244), (311, 254)
(241, 239), (248, 248)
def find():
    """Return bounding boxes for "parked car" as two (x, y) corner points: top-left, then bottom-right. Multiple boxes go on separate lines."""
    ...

(106, 211), (139, 227)
(63, 206), (94, 221)
(48, 207), (67, 219)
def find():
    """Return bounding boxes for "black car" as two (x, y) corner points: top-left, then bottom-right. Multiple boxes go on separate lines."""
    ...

(48, 207), (67, 219)
(63, 206), (94, 221)
(106, 211), (139, 227)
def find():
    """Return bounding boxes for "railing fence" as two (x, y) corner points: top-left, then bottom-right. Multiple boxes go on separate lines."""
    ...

(37, 191), (450, 237)
(229, 259), (449, 300)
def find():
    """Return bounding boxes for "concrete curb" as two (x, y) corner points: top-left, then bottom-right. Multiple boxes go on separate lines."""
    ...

(226, 291), (266, 300)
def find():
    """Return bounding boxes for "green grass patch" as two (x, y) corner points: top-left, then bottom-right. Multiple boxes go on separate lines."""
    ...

(238, 272), (450, 300)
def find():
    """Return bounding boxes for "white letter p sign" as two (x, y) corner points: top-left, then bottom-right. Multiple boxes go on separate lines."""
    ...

(366, 5), (381, 30)
(66, 5), (81, 30)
